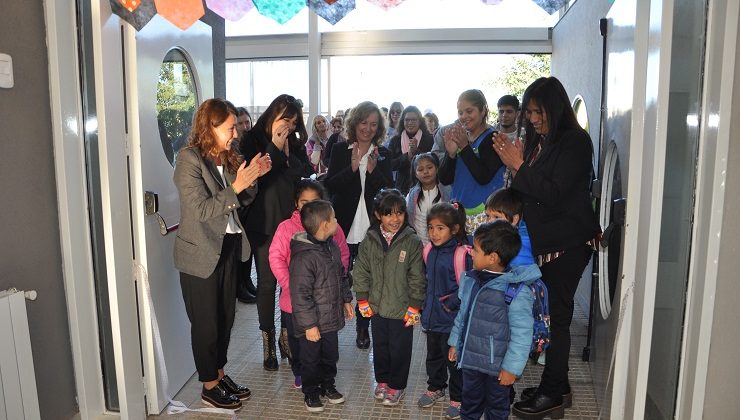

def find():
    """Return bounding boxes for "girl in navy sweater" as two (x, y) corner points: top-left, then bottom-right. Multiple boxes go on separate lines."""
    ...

(418, 201), (471, 419)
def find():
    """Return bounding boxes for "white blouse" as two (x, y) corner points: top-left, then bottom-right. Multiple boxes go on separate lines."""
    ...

(413, 186), (439, 245)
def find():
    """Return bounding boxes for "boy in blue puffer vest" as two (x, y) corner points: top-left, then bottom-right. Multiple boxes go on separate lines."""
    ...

(448, 220), (541, 420)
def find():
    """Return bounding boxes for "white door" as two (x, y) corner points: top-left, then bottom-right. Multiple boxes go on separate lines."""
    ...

(127, 16), (214, 414)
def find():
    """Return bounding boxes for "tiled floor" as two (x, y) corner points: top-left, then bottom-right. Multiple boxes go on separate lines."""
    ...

(155, 296), (600, 419)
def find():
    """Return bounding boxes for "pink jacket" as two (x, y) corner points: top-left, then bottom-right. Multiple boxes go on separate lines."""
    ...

(269, 209), (350, 313)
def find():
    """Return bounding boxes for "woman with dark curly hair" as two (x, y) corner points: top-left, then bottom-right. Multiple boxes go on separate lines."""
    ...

(239, 94), (314, 372)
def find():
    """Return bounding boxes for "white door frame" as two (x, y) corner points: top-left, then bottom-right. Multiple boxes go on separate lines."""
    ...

(44, 0), (146, 418)
(676, 1), (739, 419)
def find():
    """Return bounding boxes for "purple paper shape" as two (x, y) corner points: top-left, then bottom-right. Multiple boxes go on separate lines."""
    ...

(110, 0), (157, 31)
(206, 0), (255, 21)
(307, 0), (355, 25)
(366, 0), (405, 11)
(253, 0), (305, 24)
(481, 0), (504, 5)
(531, 0), (568, 14)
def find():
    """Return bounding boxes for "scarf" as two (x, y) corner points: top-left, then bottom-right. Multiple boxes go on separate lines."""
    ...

(401, 129), (422, 155)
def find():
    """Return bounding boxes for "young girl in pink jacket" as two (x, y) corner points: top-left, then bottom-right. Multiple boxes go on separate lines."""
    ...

(269, 179), (350, 388)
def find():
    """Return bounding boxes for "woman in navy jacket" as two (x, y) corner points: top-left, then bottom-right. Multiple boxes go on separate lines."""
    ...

(493, 77), (600, 419)
(387, 105), (434, 194)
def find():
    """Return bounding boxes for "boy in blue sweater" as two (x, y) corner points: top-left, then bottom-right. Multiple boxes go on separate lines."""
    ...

(448, 220), (541, 420)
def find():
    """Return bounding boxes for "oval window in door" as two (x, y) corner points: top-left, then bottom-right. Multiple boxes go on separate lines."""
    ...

(573, 95), (589, 132)
(598, 141), (623, 319)
(157, 48), (198, 166)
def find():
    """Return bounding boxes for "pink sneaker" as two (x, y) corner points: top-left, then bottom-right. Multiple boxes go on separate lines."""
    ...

(374, 383), (388, 400)
(382, 388), (405, 406)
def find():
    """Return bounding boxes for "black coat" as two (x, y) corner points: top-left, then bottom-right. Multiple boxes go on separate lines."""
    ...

(289, 232), (353, 336)
(387, 131), (434, 194)
(510, 128), (600, 255)
(324, 142), (393, 236)
(239, 129), (314, 235)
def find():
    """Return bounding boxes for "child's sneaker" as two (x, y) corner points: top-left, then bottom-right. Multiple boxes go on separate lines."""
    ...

(382, 388), (405, 406)
(293, 376), (302, 389)
(445, 400), (461, 419)
(322, 386), (345, 404)
(417, 389), (445, 407)
(374, 382), (388, 400)
(304, 394), (324, 413)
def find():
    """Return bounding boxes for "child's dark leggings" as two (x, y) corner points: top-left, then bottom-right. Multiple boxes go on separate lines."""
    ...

(371, 316), (413, 390)
(281, 311), (301, 377)
(425, 331), (462, 402)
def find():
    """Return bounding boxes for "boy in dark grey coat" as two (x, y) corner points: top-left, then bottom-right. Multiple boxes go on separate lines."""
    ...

(289, 200), (354, 413)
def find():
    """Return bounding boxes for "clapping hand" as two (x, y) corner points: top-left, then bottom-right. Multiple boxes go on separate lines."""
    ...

(367, 148), (379, 173)
(271, 120), (292, 151)
(257, 153), (272, 176)
(233, 153), (263, 193)
(443, 124), (467, 157)
(492, 132), (524, 172)
(350, 143), (361, 172)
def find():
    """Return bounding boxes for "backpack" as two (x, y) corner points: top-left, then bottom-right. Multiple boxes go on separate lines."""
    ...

(504, 279), (551, 359)
(422, 243), (470, 285)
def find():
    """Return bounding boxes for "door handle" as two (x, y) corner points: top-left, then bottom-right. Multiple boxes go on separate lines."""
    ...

(145, 191), (179, 236)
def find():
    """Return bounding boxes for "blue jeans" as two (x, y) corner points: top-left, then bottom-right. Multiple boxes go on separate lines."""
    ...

(461, 368), (511, 420)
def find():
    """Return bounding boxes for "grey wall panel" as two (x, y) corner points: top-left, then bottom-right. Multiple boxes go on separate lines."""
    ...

(201, 10), (226, 98)
(704, 18), (740, 419)
(551, 0), (612, 312)
(0, 1), (78, 418)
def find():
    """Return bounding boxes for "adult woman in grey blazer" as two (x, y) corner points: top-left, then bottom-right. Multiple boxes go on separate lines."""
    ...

(174, 98), (271, 410)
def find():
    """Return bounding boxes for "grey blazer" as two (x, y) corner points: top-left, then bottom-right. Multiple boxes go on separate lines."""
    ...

(173, 147), (257, 278)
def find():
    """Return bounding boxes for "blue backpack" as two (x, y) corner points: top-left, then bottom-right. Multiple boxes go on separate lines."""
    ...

(504, 279), (550, 359)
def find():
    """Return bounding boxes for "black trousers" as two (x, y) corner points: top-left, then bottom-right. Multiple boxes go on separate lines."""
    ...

(281, 311), (302, 377)
(538, 244), (593, 398)
(348, 243), (370, 331)
(461, 369), (511, 420)
(179, 233), (239, 382)
(371, 316), (414, 390)
(246, 231), (279, 331)
(426, 331), (462, 402)
(236, 253), (256, 300)
(299, 330), (339, 398)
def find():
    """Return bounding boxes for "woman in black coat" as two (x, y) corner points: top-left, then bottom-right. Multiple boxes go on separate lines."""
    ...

(239, 94), (314, 371)
(494, 77), (600, 419)
(324, 101), (392, 349)
(387, 105), (434, 195)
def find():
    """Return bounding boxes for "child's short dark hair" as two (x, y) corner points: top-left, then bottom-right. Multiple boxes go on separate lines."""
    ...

(295, 178), (327, 201)
(373, 188), (406, 216)
(300, 200), (334, 236)
(473, 220), (521, 267)
(427, 201), (467, 243)
(485, 188), (523, 223)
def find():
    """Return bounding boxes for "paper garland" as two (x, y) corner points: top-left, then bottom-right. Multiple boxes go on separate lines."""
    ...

(154, 0), (205, 30)
(307, 0), (356, 25)
(531, 0), (569, 15)
(366, 0), (405, 11)
(252, 0), (305, 24)
(110, 0), (157, 31)
(206, 0), (255, 21)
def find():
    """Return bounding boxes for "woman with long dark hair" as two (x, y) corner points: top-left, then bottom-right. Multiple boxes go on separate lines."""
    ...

(493, 77), (600, 419)
(174, 98), (270, 410)
(239, 94), (314, 371)
(387, 105), (434, 195)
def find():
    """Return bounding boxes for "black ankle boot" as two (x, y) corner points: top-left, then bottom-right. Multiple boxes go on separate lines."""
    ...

(512, 392), (565, 419)
(278, 327), (293, 364)
(355, 328), (370, 349)
(520, 384), (572, 408)
(262, 329), (278, 371)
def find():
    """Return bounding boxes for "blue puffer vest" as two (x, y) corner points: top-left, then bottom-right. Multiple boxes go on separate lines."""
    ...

(448, 264), (541, 377)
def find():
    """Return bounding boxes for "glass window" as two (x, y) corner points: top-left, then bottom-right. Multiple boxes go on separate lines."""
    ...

(573, 95), (589, 132)
(156, 49), (198, 166)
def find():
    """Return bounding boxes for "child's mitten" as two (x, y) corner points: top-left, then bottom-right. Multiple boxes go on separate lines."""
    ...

(358, 300), (374, 317)
(403, 307), (420, 327)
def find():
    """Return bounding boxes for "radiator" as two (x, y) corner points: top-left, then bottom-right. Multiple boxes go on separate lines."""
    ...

(0, 289), (40, 420)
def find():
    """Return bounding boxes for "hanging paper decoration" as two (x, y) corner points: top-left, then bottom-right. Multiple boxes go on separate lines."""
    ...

(531, 0), (568, 14)
(118, 0), (141, 12)
(110, 0), (157, 31)
(324, 0), (339, 4)
(154, 0), (205, 30)
(206, 0), (255, 21)
(307, 0), (355, 25)
(253, 0), (305, 24)
(480, 0), (503, 5)
(366, 0), (404, 11)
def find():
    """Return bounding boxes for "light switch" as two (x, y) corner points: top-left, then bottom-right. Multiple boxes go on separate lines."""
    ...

(0, 53), (14, 88)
